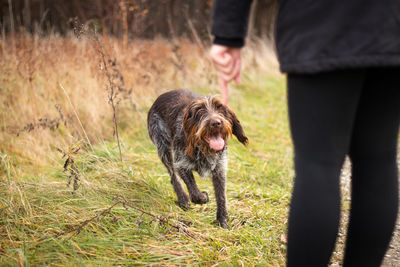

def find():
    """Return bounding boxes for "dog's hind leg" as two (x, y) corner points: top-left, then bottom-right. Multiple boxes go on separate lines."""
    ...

(148, 114), (190, 210)
(177, 169), (209, 204)
(160, 149), (191, 210)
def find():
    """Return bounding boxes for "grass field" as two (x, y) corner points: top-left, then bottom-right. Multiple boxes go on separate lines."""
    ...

(0, 34), (294, 266)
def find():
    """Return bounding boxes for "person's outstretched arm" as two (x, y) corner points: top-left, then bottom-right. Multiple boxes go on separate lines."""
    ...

(210, 0), (253, 104)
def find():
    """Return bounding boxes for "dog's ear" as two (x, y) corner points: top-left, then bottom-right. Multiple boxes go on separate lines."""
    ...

(225, 106), (248, 146)
(182, 104), (198, 158)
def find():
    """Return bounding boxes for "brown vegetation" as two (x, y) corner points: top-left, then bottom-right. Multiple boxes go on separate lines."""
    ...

(0, 32), (229, 172)
(1, 0), (277, 40)
(0, 28), (279, 171)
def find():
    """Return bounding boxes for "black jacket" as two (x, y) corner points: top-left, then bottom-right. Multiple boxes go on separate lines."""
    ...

(211, 0), (400, 74)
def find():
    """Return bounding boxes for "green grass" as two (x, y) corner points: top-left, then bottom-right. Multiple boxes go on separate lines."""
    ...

(0, 73), (293, 266)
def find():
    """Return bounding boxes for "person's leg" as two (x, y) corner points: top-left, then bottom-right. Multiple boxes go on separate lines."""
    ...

(286, 70), (366, 267)
(343, 67), (400, 267)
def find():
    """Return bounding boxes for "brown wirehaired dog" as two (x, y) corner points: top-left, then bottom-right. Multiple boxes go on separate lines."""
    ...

(147, 89), (248, 228)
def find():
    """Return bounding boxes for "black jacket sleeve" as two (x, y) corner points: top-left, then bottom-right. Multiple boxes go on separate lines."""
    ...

(211, 0), (254, 47)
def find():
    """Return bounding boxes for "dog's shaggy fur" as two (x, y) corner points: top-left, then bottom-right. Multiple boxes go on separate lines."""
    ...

(147, 89), (248, 228)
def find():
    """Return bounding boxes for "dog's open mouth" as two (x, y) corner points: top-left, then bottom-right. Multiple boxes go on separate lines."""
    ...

(205, 135), (225, 151)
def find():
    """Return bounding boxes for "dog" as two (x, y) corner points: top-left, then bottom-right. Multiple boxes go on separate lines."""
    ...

(147, 89), (248, 228)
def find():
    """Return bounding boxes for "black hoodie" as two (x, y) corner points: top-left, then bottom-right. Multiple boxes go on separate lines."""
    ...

(211, 0), (400, 74)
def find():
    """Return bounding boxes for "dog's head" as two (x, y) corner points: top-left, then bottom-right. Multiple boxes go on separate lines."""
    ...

(182, 96), (248, 158)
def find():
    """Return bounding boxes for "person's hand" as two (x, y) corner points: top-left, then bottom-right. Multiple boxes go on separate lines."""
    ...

(209, 44), (242, 105)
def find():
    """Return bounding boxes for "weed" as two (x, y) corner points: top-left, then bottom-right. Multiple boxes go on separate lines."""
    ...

(73, 18), (132, 161)
(17, 104), (72, 136)
(57, 142), (82, 192)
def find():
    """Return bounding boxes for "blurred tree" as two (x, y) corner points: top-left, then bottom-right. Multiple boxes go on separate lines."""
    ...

(0, 0), (277, 41)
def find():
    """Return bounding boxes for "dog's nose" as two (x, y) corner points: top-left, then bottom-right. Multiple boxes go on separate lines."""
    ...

(211, 119), (222, 128)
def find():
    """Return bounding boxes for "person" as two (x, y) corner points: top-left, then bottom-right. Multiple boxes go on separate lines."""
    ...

(209, 0), (400, 266)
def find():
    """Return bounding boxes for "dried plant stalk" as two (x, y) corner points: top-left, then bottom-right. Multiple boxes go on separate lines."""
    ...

(57, 142), (82, 192)
(72, 18), (124, 161)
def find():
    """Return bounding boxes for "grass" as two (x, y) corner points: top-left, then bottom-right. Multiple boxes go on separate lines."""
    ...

(0, 34), (293, 266)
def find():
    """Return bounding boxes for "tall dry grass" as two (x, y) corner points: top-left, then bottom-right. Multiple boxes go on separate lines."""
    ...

(0, 32), (279, 175)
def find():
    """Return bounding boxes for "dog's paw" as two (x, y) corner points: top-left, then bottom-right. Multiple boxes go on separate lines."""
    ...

(191, 191), (209, 204)
(177, 200), (191, 211)
(200, 191), (210, 203)
(217, 214), (230, 229)
(218, 218), (230, 229)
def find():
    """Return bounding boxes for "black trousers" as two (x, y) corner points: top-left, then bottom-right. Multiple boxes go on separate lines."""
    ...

(286, 68), (400, 267)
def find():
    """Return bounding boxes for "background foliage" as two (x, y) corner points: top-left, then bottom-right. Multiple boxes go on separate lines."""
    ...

(0, 0), (277, 40)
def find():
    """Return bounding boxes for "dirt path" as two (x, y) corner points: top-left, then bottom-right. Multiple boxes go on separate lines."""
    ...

(383, 219), (400, 266)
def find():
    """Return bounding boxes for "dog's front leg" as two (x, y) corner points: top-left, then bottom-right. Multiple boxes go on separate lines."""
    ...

(177, 168), (209, 204)
(211, 163), (229, 229)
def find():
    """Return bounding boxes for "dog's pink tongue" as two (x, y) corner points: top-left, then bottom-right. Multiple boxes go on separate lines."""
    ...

(209, 136), (225, 151)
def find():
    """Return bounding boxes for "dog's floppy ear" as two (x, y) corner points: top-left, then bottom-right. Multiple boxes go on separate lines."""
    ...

(182, 103), (198, 158)
(225, 106), (248, 146)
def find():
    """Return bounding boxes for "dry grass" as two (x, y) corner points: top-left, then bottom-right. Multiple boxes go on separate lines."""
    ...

(0, 36), (186, 167)
(0, 33), (292, 266)
(0, 32), (278, 171)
